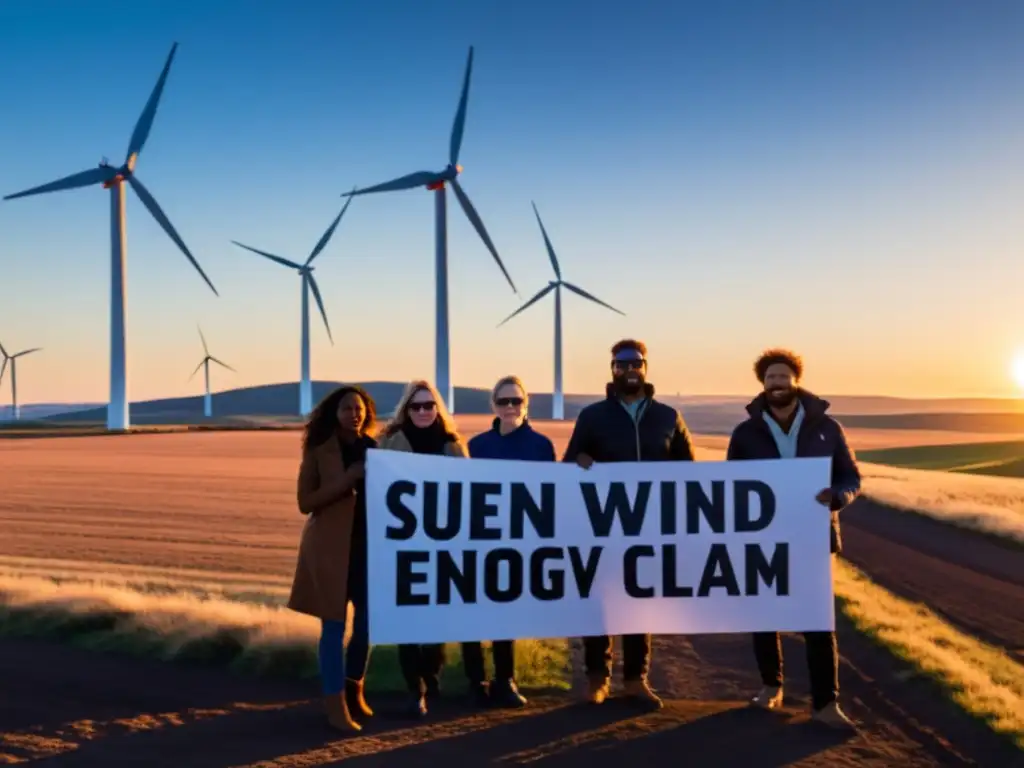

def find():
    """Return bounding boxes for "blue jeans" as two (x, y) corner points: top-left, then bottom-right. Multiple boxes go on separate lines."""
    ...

(318, 575), (370, 695)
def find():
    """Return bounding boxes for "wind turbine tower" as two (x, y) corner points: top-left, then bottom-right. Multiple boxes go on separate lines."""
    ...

(341, 46), (517, 413)
(498, 203), (625, 420)
(0, 342), (42, 421)
(2, 43), (218, 432)
(189, 327), (235, 418)
(231, 198), (352, 416)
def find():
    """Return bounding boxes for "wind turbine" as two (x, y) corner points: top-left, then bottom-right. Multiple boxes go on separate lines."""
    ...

(231, 199), (352, 416)
(189, 327), (235, 419)
(2, 43), (217, 432)
(498, 203), (625, 420)
(341, 46), (517, 413)
(0, 342), (42, 422)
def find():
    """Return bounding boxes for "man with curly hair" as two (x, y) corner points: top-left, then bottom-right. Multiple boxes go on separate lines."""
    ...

(726, 348), (860, 730)
(563, 338), (696, 711)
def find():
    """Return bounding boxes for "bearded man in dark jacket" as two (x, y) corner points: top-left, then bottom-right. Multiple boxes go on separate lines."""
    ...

(563, 338), (696, 710)
(726, 348), (859, 730)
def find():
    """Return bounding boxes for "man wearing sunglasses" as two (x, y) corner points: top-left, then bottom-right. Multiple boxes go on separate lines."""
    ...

(563, 338), (696, 710)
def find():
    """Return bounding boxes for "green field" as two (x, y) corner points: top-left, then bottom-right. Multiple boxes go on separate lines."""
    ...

(858, 440), (1024, 478)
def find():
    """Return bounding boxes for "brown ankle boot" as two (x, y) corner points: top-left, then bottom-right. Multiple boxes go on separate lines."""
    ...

(346, 678), (374, 719)
(324, 693), (362, 732)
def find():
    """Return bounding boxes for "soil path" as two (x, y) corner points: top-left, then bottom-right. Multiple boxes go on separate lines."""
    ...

(841, 499), (1024, 660)
(3, 621), (1020, 767)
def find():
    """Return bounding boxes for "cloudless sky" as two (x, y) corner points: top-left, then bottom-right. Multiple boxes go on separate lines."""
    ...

(2, 0), (1024, 404)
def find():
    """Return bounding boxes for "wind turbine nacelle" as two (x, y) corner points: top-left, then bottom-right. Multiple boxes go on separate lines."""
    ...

(427, 164), (463, 190)
(101, 171), (126, 189)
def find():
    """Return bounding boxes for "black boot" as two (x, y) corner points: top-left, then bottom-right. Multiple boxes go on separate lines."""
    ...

(468, 681), (491, 708)
(490, 679), (527, 708)
(406, 693), (427, 718)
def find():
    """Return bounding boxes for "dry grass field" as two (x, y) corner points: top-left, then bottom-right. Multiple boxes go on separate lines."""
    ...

(2, 416), (1024, 763)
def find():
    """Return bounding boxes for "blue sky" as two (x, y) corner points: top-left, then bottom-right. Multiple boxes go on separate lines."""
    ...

(2, 0), (1023, 403)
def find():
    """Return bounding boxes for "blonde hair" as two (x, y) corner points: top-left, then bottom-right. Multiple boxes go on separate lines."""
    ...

(492, 375), (528, 405)
(384, 379), (461, 439)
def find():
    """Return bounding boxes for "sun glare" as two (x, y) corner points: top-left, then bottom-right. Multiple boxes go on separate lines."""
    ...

(1012, 353), (1024, 392)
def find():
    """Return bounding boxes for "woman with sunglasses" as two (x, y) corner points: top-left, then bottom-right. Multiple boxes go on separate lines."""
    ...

(288, 385), (379, 733)
(461, 375), (556, 709)
(377, 379), (469, 717)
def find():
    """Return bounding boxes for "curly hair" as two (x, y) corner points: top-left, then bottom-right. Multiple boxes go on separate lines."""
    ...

(302, 385), (377, 452)
(383, 379), (461, 440)
(611, 339), (647, 358)
(754, 348), (804, 382)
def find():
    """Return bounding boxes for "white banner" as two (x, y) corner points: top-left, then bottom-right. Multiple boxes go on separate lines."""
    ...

(365, 450), (835, 645)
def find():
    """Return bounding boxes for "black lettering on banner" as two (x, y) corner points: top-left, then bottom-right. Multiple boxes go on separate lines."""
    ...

(385, 480), (418, 540)
(734, 480), (775, 532)
(510, 482), (556, 539)
(660, 481), (677, 535)
(469, 482), (502, 541)
(423, 482), (461, 541)
(661, 544), (694, 597)
(623, 545), (656, 598)
(396, 551), (431, 605)
(437, 550), (477, 604)
(686, 480), (726, 534)
(569, 546), (603, 598)
(745, 543), (789, 596)
(697, 543), (741, 596)
(529, 547), (565, 601)
(580, 482), (651, 536)
(484, 548), (523, 603)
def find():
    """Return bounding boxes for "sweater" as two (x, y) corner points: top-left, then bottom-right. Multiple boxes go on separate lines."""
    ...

(467, 418), (557, 462)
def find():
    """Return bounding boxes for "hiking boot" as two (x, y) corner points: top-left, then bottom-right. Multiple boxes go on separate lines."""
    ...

(406, 693), (428, 718)
(750, 685), (784, 709)
(584, 676), (611, 705)
(490, 679), (527, 709)
(468, 681), (491, 708)
(425, 679), (442, 702)
(345, 678), (373, 719)
(324, 694), (362, 733)
(811, 701), (857, 730)
(623, 678), (663, 710)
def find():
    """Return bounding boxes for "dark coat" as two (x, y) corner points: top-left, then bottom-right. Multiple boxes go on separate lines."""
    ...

(562, 382), (696, 463)
(468, 418), (557, 462)
(725, 390), (861, 553)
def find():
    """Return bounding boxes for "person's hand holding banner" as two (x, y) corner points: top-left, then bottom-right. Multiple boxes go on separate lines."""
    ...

(575, 452), (594, 470)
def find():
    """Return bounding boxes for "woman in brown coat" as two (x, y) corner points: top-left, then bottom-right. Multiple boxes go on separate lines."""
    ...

(287, 385), (378, 733)
(377, 379), (468, 718)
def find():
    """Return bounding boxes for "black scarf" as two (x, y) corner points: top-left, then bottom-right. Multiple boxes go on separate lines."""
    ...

(401, 419), (453, 455)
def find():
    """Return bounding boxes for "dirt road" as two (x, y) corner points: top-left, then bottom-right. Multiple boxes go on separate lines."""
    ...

(840, 499), (1024, 660)
(2, 619), (1021, 767)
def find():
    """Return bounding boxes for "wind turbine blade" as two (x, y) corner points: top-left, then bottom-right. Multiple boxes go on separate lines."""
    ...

(449, 178), (517, 293)
(342, 171), (440, 196)
(449, 46), (474, 167)
(562, 281), (625, 316)
(3, 167), (114, 200)
(306, 194), (353, 266)
(0, 358), (6, 388)
(188, 359), (204, 380)
(127, 175), (218, 295)
(496, 283), (555, 327)
(13, 348), (42, 358)
(125, 43), (178, 162)
(307, 275), (333, 345)
(230, 241), (302, 270)
(198, 325), (209, 356)
(0, 340), (7, 358)
(531, 202), (562, 279)
(210, 356), (235, 372)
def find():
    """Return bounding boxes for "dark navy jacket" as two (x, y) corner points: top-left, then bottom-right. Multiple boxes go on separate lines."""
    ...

(726, 390), (861, 554)
(468, 418), (557, 462)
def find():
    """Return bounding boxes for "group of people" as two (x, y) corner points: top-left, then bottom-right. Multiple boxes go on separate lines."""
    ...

(285, 339), (862, 734)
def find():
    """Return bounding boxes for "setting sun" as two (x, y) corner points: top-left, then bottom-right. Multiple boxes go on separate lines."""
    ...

(1012, 353), (1024, 391)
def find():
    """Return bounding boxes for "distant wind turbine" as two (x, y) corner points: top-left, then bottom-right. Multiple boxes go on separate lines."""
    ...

(231, 198), (352, 416)
(0, 342), (42, 422)
(498, 203), (625, 420)
(341, 46), (517, 413)
(189, 327), (235, 419)
(2, 43), (217, 432)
